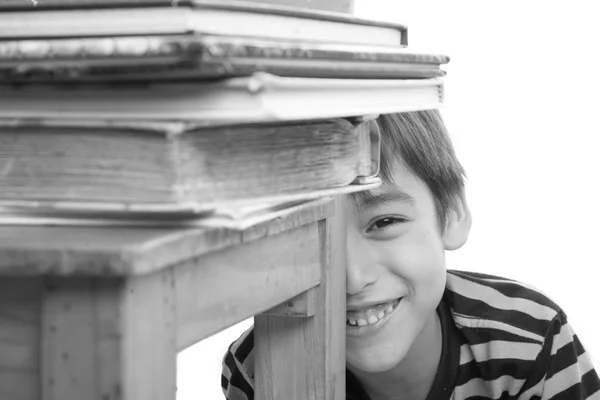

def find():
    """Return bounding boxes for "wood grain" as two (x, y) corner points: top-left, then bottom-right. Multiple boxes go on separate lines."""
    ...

(316, 195), (347, 400)
(0, 199), (333, 276)
(37, 273), (177, 400)
(121, 270), (177, 400)
(40, 278), (116, 400)
(0, 278), (42, 400)
(255, 195), (347, 399)
(262, 287), (317, 317)
(175, 222), (321, 350)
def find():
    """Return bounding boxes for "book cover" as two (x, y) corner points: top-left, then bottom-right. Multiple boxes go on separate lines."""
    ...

(0, 0), (407, 47)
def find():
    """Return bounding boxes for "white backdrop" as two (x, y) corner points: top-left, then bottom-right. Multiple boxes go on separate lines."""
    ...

(178, 1), (600, 398)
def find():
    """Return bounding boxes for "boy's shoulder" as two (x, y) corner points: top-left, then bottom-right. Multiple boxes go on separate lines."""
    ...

(445, 269), (563, 338)
(222, 327), (256, 399)
(443, 270), (570, 398)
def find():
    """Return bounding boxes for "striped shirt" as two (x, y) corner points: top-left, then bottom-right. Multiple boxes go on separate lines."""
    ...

(222, 270), (600, 399)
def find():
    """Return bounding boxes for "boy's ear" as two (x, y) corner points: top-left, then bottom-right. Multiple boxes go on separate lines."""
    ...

(442, 197), (472, 251)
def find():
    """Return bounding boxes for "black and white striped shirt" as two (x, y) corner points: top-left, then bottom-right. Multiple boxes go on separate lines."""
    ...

(222, 270), (600, 399)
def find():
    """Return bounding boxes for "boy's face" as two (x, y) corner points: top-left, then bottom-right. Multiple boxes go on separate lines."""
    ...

(345, 162), (467, 373)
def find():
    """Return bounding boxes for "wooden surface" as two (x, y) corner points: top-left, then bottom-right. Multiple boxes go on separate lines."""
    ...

(254, 196), (347, 400)
(1, 274), (178, 400)
(0, 217), (327, 399)
(262, 287), (317, 317)
(40, 278), (122, 400)
(121, 270), (177, 400)
(0, 199), (333, 276)
(0, 279), (41, 400)
(315, 195), (347, 400)
(175, 222), (321, 350)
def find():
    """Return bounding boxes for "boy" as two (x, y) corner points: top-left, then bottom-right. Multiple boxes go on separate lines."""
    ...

(221, 110), (600, 399)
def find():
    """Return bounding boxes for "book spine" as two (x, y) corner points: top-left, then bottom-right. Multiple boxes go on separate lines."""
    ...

(355, 118), (380, 178)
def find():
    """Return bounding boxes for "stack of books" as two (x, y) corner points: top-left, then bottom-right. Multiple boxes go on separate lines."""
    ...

(0, 0), (449, 229)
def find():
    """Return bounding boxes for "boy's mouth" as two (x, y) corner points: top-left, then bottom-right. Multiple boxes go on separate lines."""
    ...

(346, 298), (402, 327)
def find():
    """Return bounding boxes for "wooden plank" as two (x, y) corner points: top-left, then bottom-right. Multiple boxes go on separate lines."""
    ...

(0, 278), (42, 400)
(0, 199), (333, 277)
(121, 270), (177, 400)
(40, 278), (122, 400)
(255, 315), (317, 399)
(261, 287), (317, 317)
(255, 195), (347, 400)
(38, 273), (177, 400)
(41, 278), (97, 400)
(175, 222), (321, 350)
(316, 195), (347, 400)
(247, 0), (354, 13)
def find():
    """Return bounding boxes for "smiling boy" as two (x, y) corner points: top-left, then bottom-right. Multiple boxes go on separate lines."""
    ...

(222, 110), (600, 399)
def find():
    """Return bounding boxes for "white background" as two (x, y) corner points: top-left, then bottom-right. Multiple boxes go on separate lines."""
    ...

(178, 1), (600, 398)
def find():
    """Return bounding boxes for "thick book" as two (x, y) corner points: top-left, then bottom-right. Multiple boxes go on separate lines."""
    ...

(0, 35), (448, 82)
(0, 0), (407, 47)
(0, 118), (380, 211)
(0, 73), (444, 125)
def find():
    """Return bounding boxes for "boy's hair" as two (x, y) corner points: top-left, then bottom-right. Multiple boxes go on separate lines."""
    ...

(369, 110), (466, 229)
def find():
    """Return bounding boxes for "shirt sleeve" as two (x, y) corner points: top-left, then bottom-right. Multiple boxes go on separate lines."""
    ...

(519, 311), (600, 399)
(221, 328), (256, 400)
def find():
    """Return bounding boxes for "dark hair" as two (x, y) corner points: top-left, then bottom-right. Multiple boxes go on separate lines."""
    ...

(373, 110), (466, 228)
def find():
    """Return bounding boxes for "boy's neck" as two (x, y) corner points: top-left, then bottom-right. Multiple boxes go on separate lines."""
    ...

(348, 312), (443, 400)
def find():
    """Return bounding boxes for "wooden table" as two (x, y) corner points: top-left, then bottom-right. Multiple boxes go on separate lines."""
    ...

(0, 197), (347, 400)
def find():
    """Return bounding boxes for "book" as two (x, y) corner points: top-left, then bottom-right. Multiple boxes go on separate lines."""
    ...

(0, 72), (444, 124)
(0, 35), (448, 82)
(0, 118), (380, 211)
(0, 0), (407, 47)
(0, 179), (382, 229)
(0, 198), (326, 229)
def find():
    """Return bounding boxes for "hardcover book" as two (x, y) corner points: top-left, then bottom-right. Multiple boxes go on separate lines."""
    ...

(0, 35), (448, 82)
(0, 118), (380, 211)
(0, 0), (407, 46)
(0, 0), (445, 82)
(0, 73), (444, 124)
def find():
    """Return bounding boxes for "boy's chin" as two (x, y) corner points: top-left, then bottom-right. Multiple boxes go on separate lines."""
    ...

(346, 343), (410, 374)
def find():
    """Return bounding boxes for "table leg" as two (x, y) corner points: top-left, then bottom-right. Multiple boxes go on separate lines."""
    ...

(0, 278), (41, 400)
(39, 271), (177, 400)
(255, 195), (347, 400)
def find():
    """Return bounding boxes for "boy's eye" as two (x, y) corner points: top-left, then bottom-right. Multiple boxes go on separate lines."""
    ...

(367, 216), (405, 232)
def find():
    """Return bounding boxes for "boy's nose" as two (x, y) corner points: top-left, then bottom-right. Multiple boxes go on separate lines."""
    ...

(346, 230), (378, 296)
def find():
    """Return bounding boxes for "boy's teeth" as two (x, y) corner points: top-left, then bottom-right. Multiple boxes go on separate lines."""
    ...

(346, 298), (400, 327)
